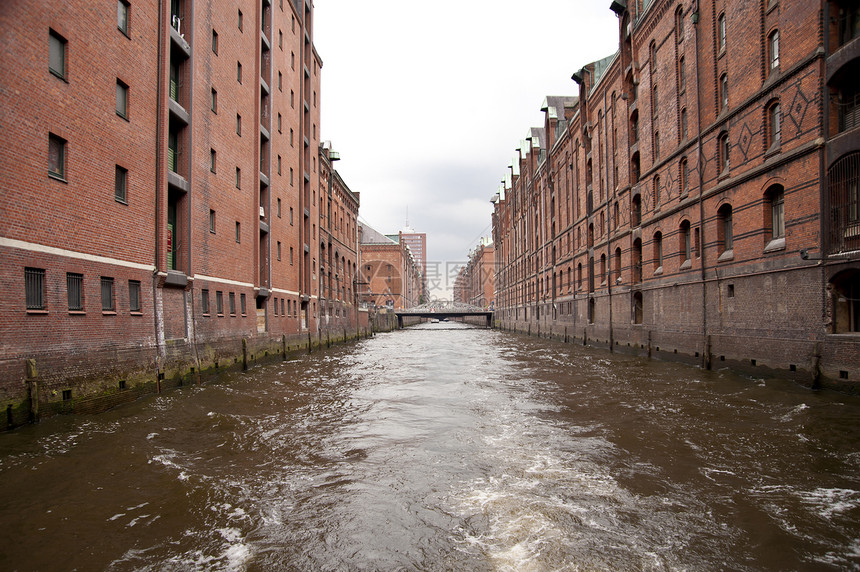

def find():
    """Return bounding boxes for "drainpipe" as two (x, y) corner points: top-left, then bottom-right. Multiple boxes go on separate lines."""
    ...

(692, 1), (711, 369)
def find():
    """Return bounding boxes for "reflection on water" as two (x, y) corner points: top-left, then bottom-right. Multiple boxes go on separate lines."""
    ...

(1, 322), (859, 571)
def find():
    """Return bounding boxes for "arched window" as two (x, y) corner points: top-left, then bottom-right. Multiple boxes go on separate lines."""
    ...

(631, 151), (641, 183)
(718, 13), (727, 52)
(680, 157), (689, 193)
(768, 101), (781, 149)
(678, 56), (686, 93)
(680, 220), (692, 263)
(828, 152), (860, 253)
(614, 247), (622, 281)
(720, 73), (729, 111)
(632, 238), (643, 283)
(718, 131), (730, 173)
(577, 262), (583, 290)
(632, 193), (642, 227)
(765, 184), (785, 241)
(654, 175), (661, 208)
(653, 231), (663, 271)
(718, 203), (734, 255)
(630, 110), (639, 143)
(676, 6), (685, 43)
(768, 29), (780, 72)
(600, 253), (607, 285)
(650, 40), (657, 74)
(654, 130), (660, 159)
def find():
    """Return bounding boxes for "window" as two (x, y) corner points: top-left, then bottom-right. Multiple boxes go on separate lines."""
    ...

(676, 6), (684, 42)
(240, 293), (246, 315)
(680, 157), (689, 193)
(632, 238), (643, 283)
(129, 280), (141, 312)
(115, 165), (127, 203)
(209, 209), (216, 233)
(718, 131), (730, 173)
(236, 167), (241, 188)
(48, 133), (66, 179)
(202, 289), (210, 314)
(632, 194), (642, 226)
(654, 130), (660, 159)
(67, 272), (83, 311)
(680, 220), (692, 263)
(766, 185), (785, 240)
(633, 292), (643, 324)
(291, 51), (295, 70)
(216, 291), (223, 315)
(115, 80), (128, 118)
(25, 268), (46, 310)
(768, 102), (781, 148)
(277, 155), (281, 175)
(277, 197), (281, 217)
(101, 276), (115, 312)
(768, 30), (779, 72)
(680, 107), (688, 140)
(831, 271), (860, 333)
(210, 148), (216, 173)
(238, 9), (243, 31)
(718, 204), (734, 254)
(720, 73), (728, 111)
(718, 13), (726, 52)
(654, 232), (663, 271)
(650, 41), (657, 74)
(211, 88), (217, 112)
(290, 128), (294, 146)
(277, 241), (281, 260)
(49, 30), (67, 79)
(236, 113), (241, 136)
(652, 85), (658, 118)
(277, 112), (282, 133)
(117, 1), (130, 35)
(229, 292), (236, 315)
(235, 221), (241, 243)
(291, 89), (295, 108)
(212, 29), (218, 54)
(278, 71), (282, 91)
(653, 175), (661, 207)
(289, 207), (294, 224)
(237, 61), (242, 83)
(290, 246), (294, 264)
(678, 56), (685, 92)
(279, 30), (283, 50)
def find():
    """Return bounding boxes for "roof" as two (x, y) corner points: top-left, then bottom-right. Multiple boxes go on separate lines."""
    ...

(359, 223), (398, 245)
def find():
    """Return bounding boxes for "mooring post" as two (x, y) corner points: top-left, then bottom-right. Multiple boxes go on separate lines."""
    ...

(242, 338), (248, 370)
(26, 358), (39, 422)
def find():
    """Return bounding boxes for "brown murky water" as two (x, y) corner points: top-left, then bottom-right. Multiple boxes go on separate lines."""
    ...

(1, 322), (859, 571)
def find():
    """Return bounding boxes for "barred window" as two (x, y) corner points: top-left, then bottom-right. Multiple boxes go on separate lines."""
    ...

(229, 292), (236, 315)
(26, 268), (46, 310)
(101, 276), (115, 311)
(202, 288), (210, 314)
(216, 291), (223, 315)
(67, 272), (83, 311)
(240, 293), (246, 315)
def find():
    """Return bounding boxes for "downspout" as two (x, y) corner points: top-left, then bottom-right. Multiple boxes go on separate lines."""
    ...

(692, 1), (711, 369)
(153, 0), (166, 380)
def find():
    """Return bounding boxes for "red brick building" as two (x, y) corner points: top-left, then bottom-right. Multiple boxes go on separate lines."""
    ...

(0, 0), (362, 423)
(492, 0), (860, 390)
(359, 224), (422, 310)
(455, 242), (496, 309)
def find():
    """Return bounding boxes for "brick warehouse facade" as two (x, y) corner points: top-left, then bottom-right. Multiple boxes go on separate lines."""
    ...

(0, 0), (365, 424)
(454, 242), (496, 309)
(358, 225), (423, 310)
(491, 0), (860, 391)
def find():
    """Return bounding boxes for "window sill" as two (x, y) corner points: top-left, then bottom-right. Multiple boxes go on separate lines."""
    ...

(202, 313), (211, 317)
(116, 112), (129, 122)
(118, 28), (130, 39)
(680, 259), (692, 270)
(718, 249), (734, 262)
(653, 267), (663, 276)
(764, 142), (781, 159)
(102, 311), (117, 316)
(48, 172), (68, 183)
(68, 310), (86, 315)
(50, 69), (68, 83)
(115, 197), (128, 205)
(26, 309), (48, 315)
(130, 311), (143, 316)
(764, 237), (785, 253)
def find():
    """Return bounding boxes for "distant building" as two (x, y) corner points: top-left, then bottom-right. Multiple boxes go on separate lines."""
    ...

(360, 224), (422, 309)
(455, 242), (495, 309)
(387, 228), (428, 302)
(491, 0), (860, 390)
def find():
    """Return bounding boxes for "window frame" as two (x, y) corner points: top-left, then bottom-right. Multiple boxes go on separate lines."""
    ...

(115, 164), (128, 204)
(768, 29), (780, 72)
(48, 133), (67, 180)
(116, 79), (129, 119)
(101, 276), (116, 312)
(129, 280), (142, 313)
(718, 13), (727, 53)
(67, 272), (84, 311)
(49, 29), (67, 80)
(26, 267), (46, 311)
(117, 0), (130, 36)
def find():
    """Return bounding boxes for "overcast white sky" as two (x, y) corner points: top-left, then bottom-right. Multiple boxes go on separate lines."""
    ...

(313, 1), (620, 299)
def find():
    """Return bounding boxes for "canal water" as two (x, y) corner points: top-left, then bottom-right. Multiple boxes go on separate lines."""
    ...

(1, 322), (860, 571)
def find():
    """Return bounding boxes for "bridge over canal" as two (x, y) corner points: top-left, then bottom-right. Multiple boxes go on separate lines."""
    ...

(394, 301), (494, 328)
